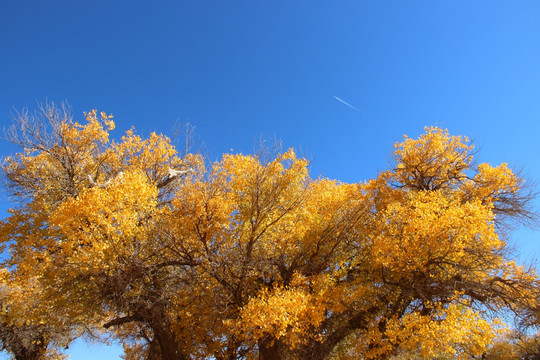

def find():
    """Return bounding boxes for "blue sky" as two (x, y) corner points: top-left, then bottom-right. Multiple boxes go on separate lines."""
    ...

(1, 1), (540, 358)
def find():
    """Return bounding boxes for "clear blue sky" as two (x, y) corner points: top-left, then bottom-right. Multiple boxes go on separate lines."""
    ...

(1, 1), (539, 358)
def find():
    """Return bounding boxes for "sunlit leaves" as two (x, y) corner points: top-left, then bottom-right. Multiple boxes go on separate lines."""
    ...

(0, 108), (537, 360)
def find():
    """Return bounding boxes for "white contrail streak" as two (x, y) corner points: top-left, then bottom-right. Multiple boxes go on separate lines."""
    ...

(333, 96), (363, 114)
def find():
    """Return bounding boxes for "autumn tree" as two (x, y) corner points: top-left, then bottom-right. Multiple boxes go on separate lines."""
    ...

(164, 127), (537, 360)
(0, 103), (208, 360)
(317, 128), (539, 359)
(0, 103), (538, 360)
(0, 269), (74, 360)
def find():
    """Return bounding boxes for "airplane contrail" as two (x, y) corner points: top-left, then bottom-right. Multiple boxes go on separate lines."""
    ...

(333, 96), (363, 114)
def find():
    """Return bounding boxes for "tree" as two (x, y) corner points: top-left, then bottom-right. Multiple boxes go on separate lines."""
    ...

(1, 103), (206, 360)
(0, 104), (538, 359)
(0, 270), (73, 360)
(170, 127), (538, 360)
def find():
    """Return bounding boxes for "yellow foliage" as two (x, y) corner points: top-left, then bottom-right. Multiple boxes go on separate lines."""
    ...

(393, 126), (472, 190)
(0, 109), (537, 360)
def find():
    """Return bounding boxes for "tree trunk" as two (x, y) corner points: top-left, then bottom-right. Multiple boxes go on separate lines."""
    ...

(258, 337), (285, 360)
(153, 326), (188, 360)
(147, 339), (161, 360)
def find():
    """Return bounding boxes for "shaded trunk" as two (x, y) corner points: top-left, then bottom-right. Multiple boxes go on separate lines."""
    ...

(147, 339), (162, 360)
(258, 337), (285, 360)
(104, 314), (188, 360)
(153, 324), (188, 360)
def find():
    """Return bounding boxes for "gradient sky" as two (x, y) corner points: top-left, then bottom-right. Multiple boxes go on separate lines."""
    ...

(1, 1), (540, 358)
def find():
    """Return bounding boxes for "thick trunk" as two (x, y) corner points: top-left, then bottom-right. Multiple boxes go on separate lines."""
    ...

(258, 337), (285, 360)
(153, 324), (188, 360)
(147, 339), (161, 360)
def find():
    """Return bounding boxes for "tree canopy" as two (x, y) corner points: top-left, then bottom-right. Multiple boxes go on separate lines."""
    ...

(0, 103), (538, 360)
